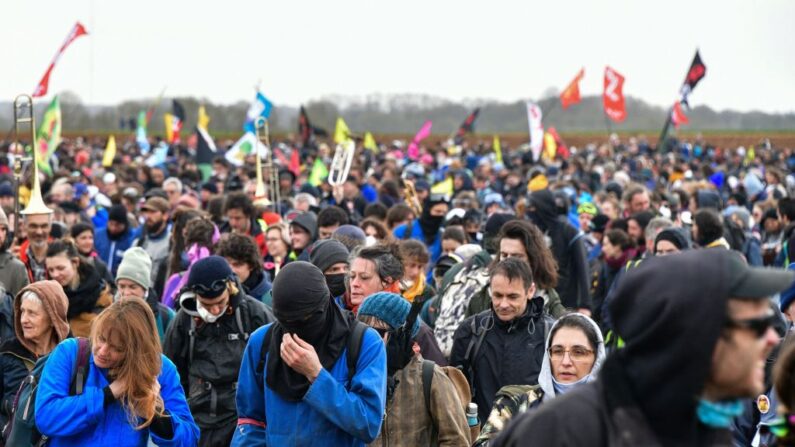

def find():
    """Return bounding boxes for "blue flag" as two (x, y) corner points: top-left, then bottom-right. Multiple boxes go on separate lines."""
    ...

(243, 92), (273, 133)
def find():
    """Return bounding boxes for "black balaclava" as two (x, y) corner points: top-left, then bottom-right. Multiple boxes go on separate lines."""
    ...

(526, 190), (558, 232)
(418, 195), (449, 245)
(266, 261), (352, 401)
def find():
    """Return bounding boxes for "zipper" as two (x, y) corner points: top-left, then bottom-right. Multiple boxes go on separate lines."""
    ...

(22, 376), (36, 419)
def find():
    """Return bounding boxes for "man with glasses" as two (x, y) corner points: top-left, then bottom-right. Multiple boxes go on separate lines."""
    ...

(450, 257), (553, 423)
(494, 249), (795, 447)
(164, 256), (272, 447)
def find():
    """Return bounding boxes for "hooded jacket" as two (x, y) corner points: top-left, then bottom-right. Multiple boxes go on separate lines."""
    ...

(93, 224), (138, 276)
(0, 251), (29, 298)
(528, 190), (591, 310)
(493, 250), (754, 447)
(63, 266), (113, 338)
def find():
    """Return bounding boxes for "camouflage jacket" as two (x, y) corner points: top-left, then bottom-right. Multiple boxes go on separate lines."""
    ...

(473, 385), (544, 447)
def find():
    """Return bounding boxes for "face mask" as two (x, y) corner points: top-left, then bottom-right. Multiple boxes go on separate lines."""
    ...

(197, 301), (227, 323)
(325, 273), (347, 298)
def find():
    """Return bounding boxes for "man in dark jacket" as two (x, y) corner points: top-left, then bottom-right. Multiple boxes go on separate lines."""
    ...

(164, 256), (273, 447)
(94, 204), (138, 276)
(527, 189), (592, 313)
(494, 250), (795, 447)
(450, 257), (553, 422)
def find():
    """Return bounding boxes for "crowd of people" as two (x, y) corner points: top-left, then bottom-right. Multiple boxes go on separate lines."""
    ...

(0, 130), (794, 446)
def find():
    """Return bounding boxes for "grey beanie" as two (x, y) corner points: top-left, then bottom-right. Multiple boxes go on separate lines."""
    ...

(116, 247), (152, 290)
(291, 212), (318, 239)
(310, 239), (350, 273)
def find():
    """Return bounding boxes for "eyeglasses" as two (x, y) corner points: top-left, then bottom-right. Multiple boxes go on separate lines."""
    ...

(548, 345), (594, 361)
(189, 278), (229, 296)
(725, 310), (777, 338)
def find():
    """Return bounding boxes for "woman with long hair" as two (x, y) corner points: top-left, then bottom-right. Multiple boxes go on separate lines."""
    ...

(35, 297), (198, 446)
(162, 217), (218, 309)
(45, 239), (113, 337)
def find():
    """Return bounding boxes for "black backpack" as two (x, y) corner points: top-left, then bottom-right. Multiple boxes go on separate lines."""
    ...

(2, 337), (91, 447)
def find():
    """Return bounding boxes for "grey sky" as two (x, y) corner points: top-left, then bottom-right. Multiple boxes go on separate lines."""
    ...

(3, 0), (794, 113)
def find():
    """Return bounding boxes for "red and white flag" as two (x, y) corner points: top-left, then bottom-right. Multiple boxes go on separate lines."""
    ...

(33, 22), (88, 98)
(526, 101), (544, 162)
(671, 101), (689, 129)
(603, 66), (626, 123)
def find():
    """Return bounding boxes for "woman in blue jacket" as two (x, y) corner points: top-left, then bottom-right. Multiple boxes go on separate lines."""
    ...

(35, 297), (199, 447)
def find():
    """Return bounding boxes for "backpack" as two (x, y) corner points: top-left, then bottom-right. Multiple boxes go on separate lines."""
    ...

(255, 320), (367, 387)
(433, 258), (492, 356)
(2, 337), (91, 447)
(420, 360), (472, 443)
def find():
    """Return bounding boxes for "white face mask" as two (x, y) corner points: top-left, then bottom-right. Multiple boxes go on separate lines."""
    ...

(197, 301), (227, 323)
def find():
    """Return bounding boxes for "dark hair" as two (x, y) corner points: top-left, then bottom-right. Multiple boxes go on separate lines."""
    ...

(779, 198), (795, 222)
(442, 226), (467, 245)
(206, 196), (225, 225)
(167, 208), (205, 277)
(317, 206), (349, 228)
(548, 314), (600, 353)
(489, 257), (534, 290)
(215, 233), (263, 275)
(185, 218), (216, 249)
(622, 183), (648, 204)
(70, 222), (94, 239)
(379, 180), (401, 199)
(46, 239), (93, 281)
(604, 229), (634, 251)
(223, 191), (254, 217)
(398, 239), (430, 265)
(350, 243), (404, 284)
(495, 220), (558, 290)
(694, 208), (724, 245)
(363, 203), (388, 221)
(360, 218), (391, 242)
(386, 204), (414, 229)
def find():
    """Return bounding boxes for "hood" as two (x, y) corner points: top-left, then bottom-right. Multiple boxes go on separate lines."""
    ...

(527, 189), (558, 230)
(695, 189), (722, 210)
(14, 281), (70, 354)
(538, 313), (606, 399)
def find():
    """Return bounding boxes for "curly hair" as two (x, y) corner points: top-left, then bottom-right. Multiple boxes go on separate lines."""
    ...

(360, 217), (392, 242)
(215, 233), (263, 275)
(493, 220), (558, 290)
(184, 217), (216, 249)
(350, 243), (404, 284)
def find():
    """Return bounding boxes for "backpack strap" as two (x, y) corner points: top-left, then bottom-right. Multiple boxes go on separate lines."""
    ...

(71, 337), (91, 395)
(233, 305), (250, 341)
(421, 359), (437, 441)
(188, 317), (197, 366)
(463, 315), (489, 396)
(346, 321), (367, 383)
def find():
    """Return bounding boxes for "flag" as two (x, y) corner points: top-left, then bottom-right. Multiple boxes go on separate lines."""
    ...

(35, 96), (61, 175)
(334, 117), (351, 144)
(407, 120), (432, 160)
(547, 127), (569, 159)
(198, 105), (210, 130)
(164, 114), (175, 144)
(363, 132), (378, 153)
(308, 158), (329, 186)
(102, 135), (116, 167)
(453, 108), (480, 144)
(680, 50), (707, 104)
(196, 126), (217, 165)
(136, 110), (150, 154)
(603, 66), (626, 123)
(244, 92), (273, 133)
(430, 177), (453, 196)
(288, 148), (301, 177)
(560, 68), (585, 109)
(145, 88), (166, 126)
(298, 105), (314, 145)
(145, 141), (169, 168)
(543, 132), (557, 161)
(171, 100), (185, 143)
(33, 22), (88, 98)
(671, 101), (689, 129)
(526, 101), (544, 162)
(493, 135), (502, 164)
(225, 132), (268, 167)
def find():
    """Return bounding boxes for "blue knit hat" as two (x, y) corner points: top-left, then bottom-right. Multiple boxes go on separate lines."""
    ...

(358, 292), (420, 336)
(780, 264), (795, 313)
(187, 256), (234, 298)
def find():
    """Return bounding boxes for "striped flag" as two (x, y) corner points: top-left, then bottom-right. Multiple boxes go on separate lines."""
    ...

(33, 22), (88, 98)
(35, 96), (61, 175)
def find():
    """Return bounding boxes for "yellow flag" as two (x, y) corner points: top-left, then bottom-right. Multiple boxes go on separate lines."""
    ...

(164, 113), (174, 143)
(543, 132), (557, 161)
(334, 117), (350, 144)
(102, 135), (117, 167)
(430, 177), (453, 196)
(493, 135), (502, 163)
(363, 132), (378, 152)
(198, 105), (210, 130)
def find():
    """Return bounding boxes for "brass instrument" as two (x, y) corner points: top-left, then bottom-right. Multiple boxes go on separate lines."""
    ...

(253, 117), (281, 215)
(328, 139), (354, 187)
(13, 95), (51, 223)
(403, 179), (423, 216)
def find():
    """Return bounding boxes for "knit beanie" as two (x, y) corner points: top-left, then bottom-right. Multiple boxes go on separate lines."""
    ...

(108, 204), (128, 223)
(14, 281), (70, 354)
(654, 228), (690, 253)
(483, 213), (517, 253)
(333, 225), (366, 242)
(358, 292), (420, 336)
(116, 247), (153, 290)
(187, 255), (234, 298)
(310, 239), (350, 273)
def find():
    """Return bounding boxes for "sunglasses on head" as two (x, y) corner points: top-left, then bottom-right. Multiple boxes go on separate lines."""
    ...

(725, 310), (777, 338)
(190, 278), (229, 296)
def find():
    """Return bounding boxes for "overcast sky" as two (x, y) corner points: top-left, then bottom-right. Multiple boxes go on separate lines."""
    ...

(3, 0), (794, 113)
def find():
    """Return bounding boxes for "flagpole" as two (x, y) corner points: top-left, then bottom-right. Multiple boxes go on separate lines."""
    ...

(543, 100), (560, 123)
(603, 111), (613, 139)
(656, 106), (674, 153)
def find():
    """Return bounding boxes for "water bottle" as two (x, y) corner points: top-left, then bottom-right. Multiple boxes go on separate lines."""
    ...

(466, 403), (479, 427)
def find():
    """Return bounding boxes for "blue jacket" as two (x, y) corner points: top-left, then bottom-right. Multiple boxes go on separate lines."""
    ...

(393, 219), (442, 264)
(93, 227), (138, 276)
(232, 323), (387, 447)
(35, 338), (199, 447)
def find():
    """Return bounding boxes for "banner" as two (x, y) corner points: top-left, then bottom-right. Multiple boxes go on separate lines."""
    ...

(407, 121), (432, 161)
(225, 132), (268, 167)
(526, 101), (544, 162)
(603, 66), (627, 123)
(453, 108), (480, 144)
(102, 135), (117, 167)
(33, 22), (88, 97)
(560, 68), (585, 109)
(35, 96), (61, 175)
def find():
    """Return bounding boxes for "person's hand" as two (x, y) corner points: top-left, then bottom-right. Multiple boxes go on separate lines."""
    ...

(332, 185), (344, 204)
(109, 380), (127, 398)
(577, 308), (592, 317)
(280, 334), (322, 382)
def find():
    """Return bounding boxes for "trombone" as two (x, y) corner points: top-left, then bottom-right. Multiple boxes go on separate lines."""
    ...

(328, 139), (355, 187)
(12, 95), (37, 228)
(253, 117), (281, 215)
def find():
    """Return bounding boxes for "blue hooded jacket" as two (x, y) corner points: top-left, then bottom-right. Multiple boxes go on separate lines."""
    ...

(35, 338), (199, 447)
(232, 323), (386, 447)
(94, 226), (139, 276)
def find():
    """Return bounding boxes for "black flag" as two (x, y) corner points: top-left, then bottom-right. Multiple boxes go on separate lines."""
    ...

(195, 126), (217, 165)
(679, 50), (707, 105)
(454, 108), (480, 144)
(298, 105), (312, 144)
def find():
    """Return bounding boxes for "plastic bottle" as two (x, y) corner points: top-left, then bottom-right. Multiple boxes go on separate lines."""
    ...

(466, 403), (479, 427)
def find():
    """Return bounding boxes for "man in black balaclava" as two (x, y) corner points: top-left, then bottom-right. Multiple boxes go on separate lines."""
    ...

(527, 189), (591, 314)
(309, 239), (350, 307)
(393, 193), (450, 264)
(94, 204), (137, 275)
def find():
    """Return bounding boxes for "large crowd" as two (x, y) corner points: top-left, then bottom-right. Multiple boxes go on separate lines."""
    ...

(0, 130), (794, 446)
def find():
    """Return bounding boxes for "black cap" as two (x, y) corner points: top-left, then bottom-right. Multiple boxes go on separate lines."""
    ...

(187, 256), (234, 298)
(727, 252), (795, 299)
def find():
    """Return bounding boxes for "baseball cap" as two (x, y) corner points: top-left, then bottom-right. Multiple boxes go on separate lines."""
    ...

(140, 196), (169, 213)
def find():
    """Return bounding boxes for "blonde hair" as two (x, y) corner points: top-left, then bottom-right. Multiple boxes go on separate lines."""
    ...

(90, 297), (164, 429)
